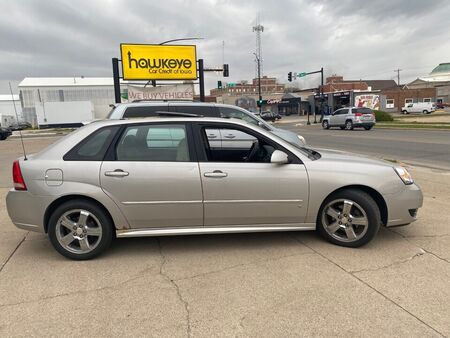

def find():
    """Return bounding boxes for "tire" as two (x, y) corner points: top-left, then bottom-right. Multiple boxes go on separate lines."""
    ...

(339, 126), (345, 130)
(322, 120), (330, 129)
(401, 110), (408, 114)
(364, 125), (373, 130)
(317, 189), (381, 248)
(0, 135), (6, 141)
(345, 120), (353, 130)
(48, 199), (114, 260)
(422, 110), (428, 114)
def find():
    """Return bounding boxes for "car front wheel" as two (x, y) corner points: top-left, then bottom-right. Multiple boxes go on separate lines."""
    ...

(322, 120), (330, 129)
(317, 189), (381, 247)
(48, 200), (114, 260)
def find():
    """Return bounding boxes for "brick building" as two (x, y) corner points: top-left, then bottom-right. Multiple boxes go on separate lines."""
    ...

(381, 87), (437, 112)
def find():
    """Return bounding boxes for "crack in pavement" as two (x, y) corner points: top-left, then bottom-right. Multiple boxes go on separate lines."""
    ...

(293, 237), (446, 337)
(156, 238), (192, 338)
(389, 229), (450, 265)
(0, 233), (27, 275)
(350, 250), (426, 274)
(173, 251), (316, 283)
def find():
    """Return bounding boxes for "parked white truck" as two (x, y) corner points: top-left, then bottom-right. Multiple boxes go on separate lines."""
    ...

(0, 114), (16, 128)
(401, 102), (435, 114)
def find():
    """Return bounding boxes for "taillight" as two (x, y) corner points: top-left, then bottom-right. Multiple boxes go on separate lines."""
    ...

(12, 160), (27, 191)
(355, 112), (363, 117)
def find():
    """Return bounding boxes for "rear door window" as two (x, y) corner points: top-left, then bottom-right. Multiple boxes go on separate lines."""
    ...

(123, 105), (168, 118)
(116, 124), (190, 162)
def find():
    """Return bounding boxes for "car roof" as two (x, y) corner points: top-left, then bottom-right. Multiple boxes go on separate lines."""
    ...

(87, 116), (251, 127)
(113, 101), (248, 109)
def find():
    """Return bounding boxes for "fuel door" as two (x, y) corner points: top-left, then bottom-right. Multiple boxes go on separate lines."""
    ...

(45, 169), (63, 186)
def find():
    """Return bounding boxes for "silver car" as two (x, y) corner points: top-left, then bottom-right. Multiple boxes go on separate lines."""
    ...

(108, 102), (306, 145)
(6, 117), (422, 260)
(322, 107), (376, 130)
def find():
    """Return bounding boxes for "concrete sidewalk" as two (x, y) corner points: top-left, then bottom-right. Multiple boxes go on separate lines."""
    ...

(0, 165), (449, 336)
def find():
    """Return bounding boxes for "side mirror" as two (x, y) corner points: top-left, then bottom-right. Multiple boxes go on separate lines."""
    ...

(271, 150), (289, 164)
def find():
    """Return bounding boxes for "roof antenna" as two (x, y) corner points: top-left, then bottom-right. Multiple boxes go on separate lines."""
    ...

(9, 82), (27, 160)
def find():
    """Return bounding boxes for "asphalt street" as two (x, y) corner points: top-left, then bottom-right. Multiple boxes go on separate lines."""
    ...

(278, 121), (450, 170)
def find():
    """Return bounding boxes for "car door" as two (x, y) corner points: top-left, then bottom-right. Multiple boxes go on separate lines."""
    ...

(100, 122), (203, 229)
(329, 109), (342, 126)
(194, 122), (309, 227)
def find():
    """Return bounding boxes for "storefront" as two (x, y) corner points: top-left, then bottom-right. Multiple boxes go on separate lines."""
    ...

(277, 93), (310, 116)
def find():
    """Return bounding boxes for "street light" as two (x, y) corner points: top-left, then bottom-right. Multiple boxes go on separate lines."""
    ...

(253, 52), (262, 114)
(146, 37), (204, 87)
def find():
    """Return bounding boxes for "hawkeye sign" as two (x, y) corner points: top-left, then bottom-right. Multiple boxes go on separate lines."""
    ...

(120, 44), (197, 80)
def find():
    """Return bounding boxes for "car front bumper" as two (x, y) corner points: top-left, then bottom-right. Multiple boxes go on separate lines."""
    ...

(384, 183), (423, 227)
(6, 189), (51, 233)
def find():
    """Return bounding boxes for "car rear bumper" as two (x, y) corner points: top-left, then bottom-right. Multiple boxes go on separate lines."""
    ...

(6, 189), (51, 233)
(384, 183), (423, 227)
(354, 121), (375, 127)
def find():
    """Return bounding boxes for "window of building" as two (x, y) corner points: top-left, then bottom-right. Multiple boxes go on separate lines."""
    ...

(405, 98), (413, 104)
(423, 98), (431, 103)
(386, 99), (395, 108)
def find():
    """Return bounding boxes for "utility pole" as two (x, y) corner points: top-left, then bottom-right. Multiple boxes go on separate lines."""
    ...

(394, 68), (402, 86)
(254, 53), (262, 114)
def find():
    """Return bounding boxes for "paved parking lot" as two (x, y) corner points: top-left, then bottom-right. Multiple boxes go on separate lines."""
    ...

(1, 136), (449, 337)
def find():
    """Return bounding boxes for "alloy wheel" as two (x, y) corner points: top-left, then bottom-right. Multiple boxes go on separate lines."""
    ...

(55, 209), (103, 254)
(321, 199), (369, 242)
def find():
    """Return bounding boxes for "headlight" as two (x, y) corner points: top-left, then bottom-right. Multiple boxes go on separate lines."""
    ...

(297, 135), (306, 145)
(394, 167), (414, 185)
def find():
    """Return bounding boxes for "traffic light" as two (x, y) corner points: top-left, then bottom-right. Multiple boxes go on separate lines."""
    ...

(218, 80), (222, 89)
(223, 64), (229, 77)
(288, 72), (292, 82)
(257, 99), (268, 107)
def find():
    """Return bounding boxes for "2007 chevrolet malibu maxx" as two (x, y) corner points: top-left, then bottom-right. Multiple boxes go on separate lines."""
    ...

(6, 116), (423, 260)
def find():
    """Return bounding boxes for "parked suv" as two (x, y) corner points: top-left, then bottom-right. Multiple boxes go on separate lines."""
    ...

(401, 102), (435, 114)
(108, 102), (305, 145)
(0, 127), (12, 140)
(322, 107), (376, 130)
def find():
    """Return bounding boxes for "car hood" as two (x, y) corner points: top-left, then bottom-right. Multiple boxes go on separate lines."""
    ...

(271, 127), (305, 145)
(313, 147), (395, 167)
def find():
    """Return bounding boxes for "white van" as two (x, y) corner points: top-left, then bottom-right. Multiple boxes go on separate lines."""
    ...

(401, 102), (435, 114)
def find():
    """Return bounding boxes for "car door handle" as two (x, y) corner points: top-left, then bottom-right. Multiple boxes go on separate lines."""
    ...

(224, 134), (235, 139)
(105, 169), (129, 177)
(208, 134), (217, 139)
(204, 170), (228, 178)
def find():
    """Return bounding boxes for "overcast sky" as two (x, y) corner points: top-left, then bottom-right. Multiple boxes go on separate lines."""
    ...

(1, 0), (449, 94)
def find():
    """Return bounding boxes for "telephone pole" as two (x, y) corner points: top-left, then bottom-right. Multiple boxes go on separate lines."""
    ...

(394, 68), (402, 86)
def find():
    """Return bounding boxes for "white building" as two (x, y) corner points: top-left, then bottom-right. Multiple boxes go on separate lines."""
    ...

(18, 77), (120, 126)
(0, 94), (21, 121)
(408, 63), (450, 104)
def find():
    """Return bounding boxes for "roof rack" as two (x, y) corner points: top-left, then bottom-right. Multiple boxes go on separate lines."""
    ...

(155, 111), (203, 118)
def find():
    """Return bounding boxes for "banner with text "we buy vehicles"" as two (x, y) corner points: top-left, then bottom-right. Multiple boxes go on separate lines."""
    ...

(121, 44), (197, 81)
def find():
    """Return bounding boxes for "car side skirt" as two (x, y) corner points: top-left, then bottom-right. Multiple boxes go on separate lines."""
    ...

(116, 223), (316, 238)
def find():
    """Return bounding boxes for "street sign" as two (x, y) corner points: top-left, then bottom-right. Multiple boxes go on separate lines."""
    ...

(297, 72), (307, 77)
(120, 44), (197, 80)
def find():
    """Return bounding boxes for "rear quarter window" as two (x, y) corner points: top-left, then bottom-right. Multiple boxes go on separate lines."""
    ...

(64, 126), (120, 161)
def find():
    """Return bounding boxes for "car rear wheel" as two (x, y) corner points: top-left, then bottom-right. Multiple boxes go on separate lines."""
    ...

(364, 125), (373, 130)
(422, 110), (429, 114)
(401, 110), (408, 114)
(317, 189), (381, 247)
(322, 120), (330, 129)
(48, 200), (114, 260)
(345, 120), (353, 130)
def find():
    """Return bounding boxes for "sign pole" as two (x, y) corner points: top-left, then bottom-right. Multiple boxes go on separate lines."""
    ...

(112, 58), (121, 103)
(320, 67), (324, 122)
(198, 59), (205, 102)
